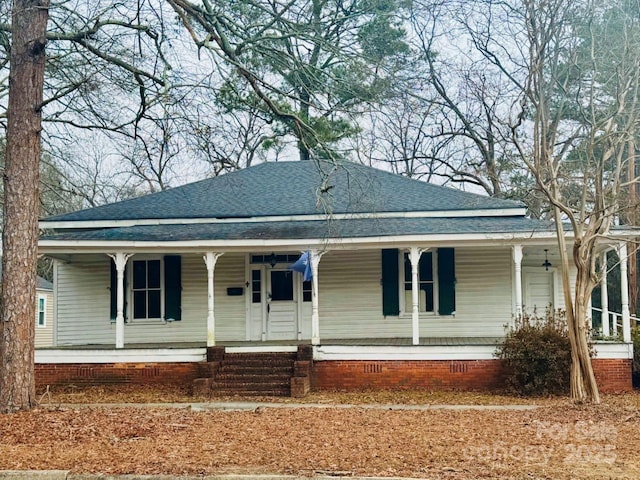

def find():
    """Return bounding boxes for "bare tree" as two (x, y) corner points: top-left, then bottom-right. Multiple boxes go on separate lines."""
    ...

(506, 0), (640, 403)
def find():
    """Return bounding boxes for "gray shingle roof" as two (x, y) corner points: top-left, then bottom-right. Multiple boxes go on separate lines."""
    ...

(43, 161), (524, 222)
(41, 216), (553, 242)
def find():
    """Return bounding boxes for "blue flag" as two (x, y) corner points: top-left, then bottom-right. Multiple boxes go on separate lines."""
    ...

(290, 251), (312, 282)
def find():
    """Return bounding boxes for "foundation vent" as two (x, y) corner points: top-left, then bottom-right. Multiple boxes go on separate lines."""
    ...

(363, 363), (384, 374)
(449, 362), (468, 374)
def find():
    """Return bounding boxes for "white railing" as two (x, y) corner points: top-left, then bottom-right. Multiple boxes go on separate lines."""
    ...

(591, 307), (638, 340)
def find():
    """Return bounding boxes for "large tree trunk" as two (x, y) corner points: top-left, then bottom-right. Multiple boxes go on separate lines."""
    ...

(553, 207), (600, 404)
(0, 0), (49, 413)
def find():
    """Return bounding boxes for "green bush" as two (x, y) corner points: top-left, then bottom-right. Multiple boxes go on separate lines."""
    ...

(496, 309), (572, 396)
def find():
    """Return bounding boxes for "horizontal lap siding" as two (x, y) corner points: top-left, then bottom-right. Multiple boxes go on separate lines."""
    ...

(57, 259), (112, 345)
(56, 254), (245, 345)
(435, 247), (512, 337)
(319, 250), (409, 338)
(212, 254), (246, 341)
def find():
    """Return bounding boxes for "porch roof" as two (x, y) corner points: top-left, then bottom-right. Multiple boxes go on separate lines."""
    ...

(40, 215), (554, 243)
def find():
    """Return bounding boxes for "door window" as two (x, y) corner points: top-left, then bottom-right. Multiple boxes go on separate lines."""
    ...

(270, 270), (294, 301)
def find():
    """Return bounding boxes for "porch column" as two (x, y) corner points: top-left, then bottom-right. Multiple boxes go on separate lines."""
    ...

(512, 245), (523, 317)
(408, 247), (424, 345)
(310, 250), (324, 346)
(108, 252), (133, 349)
(600, 251), (610, 337)
(619, 243), (631, 343)
(204, 252), (224, 347)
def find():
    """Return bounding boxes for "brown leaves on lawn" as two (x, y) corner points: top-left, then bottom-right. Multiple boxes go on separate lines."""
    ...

(1, 393), (640, 479)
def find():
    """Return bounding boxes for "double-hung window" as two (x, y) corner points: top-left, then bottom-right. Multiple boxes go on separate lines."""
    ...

(36, 295), (46, 327)
(381, 248), (455, 316)
(403, 252), (435, 313)
(131, 259), (163, 321)
(110, 255), (182, 323)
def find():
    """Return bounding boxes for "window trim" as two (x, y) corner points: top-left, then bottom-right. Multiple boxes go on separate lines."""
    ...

(36, 293), (47, 328)
(398, 250), (439, 316)
(127, 256), (165, 324)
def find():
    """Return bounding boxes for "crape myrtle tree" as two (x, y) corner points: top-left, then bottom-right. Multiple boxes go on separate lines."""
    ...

(486, 0), (640, 403)
(397, 0), (640, 403)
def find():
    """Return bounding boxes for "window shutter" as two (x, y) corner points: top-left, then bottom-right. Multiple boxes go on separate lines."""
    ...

(438, 248), (456, 315)
(164, 255), (182, 321)
(381, 249), (400, 316)
(110, 261), (117, 321)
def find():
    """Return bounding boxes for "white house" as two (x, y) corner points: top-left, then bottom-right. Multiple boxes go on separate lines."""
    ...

(36, 160), (635, 395)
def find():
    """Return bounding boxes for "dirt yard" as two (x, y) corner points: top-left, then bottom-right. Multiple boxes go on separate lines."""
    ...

(1, 386), (639, 479)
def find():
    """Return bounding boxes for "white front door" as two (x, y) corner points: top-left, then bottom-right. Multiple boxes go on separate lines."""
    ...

(267, 269), (298, 340)
(524, 269), (555, 314)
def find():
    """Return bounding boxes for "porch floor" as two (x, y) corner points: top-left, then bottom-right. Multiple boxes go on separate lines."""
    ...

(42, 336), (504, 350)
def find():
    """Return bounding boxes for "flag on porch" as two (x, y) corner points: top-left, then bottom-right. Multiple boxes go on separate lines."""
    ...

(290, 251), (312, 282)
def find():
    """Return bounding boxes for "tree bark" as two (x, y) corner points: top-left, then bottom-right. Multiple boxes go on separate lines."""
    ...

(0, 0), (50, 413)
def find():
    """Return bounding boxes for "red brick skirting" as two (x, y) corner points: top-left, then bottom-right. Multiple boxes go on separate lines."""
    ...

(35, 363), (205, 388)
(311, 359), (633, 393)
(592, 359), (633, 393)
(35, 358), (633, 393)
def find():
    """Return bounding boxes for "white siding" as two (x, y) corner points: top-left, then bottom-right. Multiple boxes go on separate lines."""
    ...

(57, 257), (112, 345)
(56, 253), (245, 346)
(434, 247), (513, 337)
(318, 250), (399, 338)
(53, 246), (586, 345)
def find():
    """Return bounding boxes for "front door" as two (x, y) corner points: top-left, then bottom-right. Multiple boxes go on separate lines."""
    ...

(267, 269), (298, 340)
(524, 269), (555, 314)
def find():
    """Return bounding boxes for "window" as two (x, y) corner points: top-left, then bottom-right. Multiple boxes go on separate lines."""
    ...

(251, 270), (261, 303)
(110, 255), (182, 323)
(381, 248), (455, 316)
(36, 295), (46, 327)
(403, 252), (434, 312)
(131, 259), (162, 320)
(302, 280), (312, 302)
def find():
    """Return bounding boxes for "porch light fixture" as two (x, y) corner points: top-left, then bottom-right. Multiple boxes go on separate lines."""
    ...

(268, 252), (278, 268)
(542, 249), (552, 271)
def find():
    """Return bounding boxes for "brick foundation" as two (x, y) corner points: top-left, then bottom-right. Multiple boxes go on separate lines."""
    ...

(35, 357), (633, 393)
(592, 359), (633, 393)
(311, 358), (633, 393)
(35, 362), (206, 388)
(312, 359), (506, 391)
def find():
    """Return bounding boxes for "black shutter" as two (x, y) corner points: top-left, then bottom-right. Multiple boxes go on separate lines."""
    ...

(438, 248), (456, 315)
(381, 249), (400, 316)
(164, 255), (182, 321)
(110, 260), (116, 321)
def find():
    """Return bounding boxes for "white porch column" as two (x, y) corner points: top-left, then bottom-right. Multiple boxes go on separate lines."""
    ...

(408, 247), (424, 345)
(512, 245), (523, 317)
(619, 243), (631, 343)
(600, 251), (610, 337)
(310, 250), (324, 346)
(204, 252), (224, 347)
(108, 252), (133, 349)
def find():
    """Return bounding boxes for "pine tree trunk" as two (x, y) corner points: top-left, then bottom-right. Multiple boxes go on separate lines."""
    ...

(0, 0), (49, 413)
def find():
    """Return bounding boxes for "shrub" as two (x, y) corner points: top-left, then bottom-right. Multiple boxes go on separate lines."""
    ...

(496, 309), (572, 396)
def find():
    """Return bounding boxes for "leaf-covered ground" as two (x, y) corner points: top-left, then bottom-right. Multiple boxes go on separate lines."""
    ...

(1, 386), (639, 479)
